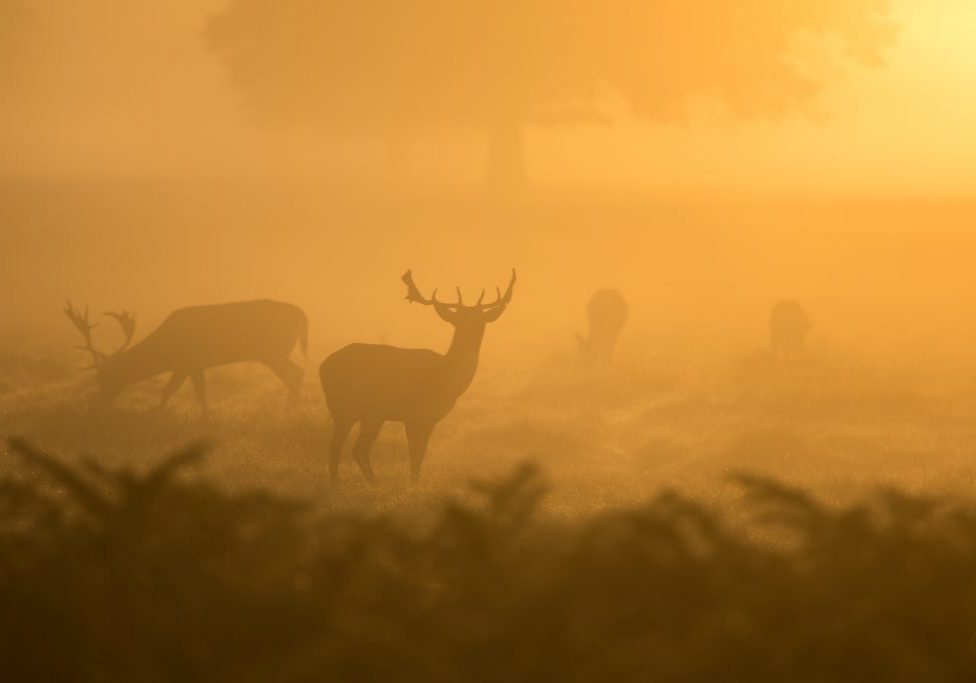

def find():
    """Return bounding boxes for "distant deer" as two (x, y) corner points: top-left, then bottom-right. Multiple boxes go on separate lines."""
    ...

(65, 300), (307, 413)
(577, 288), (628, 365)
(769, 300), (811, 363)
(320, 269), (516, 484)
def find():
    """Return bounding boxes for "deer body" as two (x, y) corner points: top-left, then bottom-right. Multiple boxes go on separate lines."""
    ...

(321, 270), (514, 484)
(769, 300), (811, 363)
(322, 343), (476, 423)
(67, 299), (307, 412)
(578, 288), (628, 365)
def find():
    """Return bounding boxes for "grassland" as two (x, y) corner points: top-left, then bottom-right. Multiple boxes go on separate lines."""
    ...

(5, 184), (976, 678)
(5, 347), (976, 681)
(4, 341), (976, 520)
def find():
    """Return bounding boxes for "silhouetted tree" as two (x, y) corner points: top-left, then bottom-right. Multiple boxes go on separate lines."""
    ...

(205, 1), (895, 190)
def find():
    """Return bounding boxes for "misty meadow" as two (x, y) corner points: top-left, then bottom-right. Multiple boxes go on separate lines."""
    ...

(3, 0), (976, 681)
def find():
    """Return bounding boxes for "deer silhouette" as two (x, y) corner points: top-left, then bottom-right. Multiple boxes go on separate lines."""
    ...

(769, 300), (811, 363)
(320, 269), (516, 485)
(577, 288), (628, 365)
(65, 300), (307, 413)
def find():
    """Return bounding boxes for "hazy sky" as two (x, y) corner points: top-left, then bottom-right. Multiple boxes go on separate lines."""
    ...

(1, 0), (973, 197)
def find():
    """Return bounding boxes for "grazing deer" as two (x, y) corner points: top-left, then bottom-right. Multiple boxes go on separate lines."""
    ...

(320, 269), (516, 484)
(577, 288), (628, 365)
(64, 300), (308, 413)
(770, 300), (812, 363)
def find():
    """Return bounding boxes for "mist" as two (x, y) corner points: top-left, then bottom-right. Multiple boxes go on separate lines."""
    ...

(0, 1), (972, 195)
(4, 1), (976, 681)
(2, 0), (974, 363)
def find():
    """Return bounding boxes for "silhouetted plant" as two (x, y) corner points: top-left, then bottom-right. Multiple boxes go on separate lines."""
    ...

(3, 440), (976, 682)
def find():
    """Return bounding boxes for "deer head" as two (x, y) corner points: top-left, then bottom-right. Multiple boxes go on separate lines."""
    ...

(402, 269), (516, 331)
(64, 301), (137, 371)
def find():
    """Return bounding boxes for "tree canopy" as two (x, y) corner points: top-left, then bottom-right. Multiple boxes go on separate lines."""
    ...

(205, 0), (896, 187)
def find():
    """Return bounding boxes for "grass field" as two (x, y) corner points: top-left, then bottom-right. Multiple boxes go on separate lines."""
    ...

(5, 341), (976, 520)
(5, 183), (976, 679)
(6, 347), (976, 681)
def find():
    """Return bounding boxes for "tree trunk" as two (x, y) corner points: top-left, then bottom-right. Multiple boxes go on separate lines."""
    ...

(486, 113), (525, 193)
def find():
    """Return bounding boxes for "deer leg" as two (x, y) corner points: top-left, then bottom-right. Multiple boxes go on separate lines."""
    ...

(329, 417), (353, 487)
(405, 421), (434, 482)
(190, 370), (209, 416)
(159, 371), (188, 408)
(352, 420), (382, 483)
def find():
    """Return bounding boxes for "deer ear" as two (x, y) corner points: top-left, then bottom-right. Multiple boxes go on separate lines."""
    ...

(433, 302), (457, 324)
(482, 304), (508, 323)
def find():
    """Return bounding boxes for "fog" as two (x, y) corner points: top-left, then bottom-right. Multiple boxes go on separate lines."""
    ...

(2, 2), (974, 367)
(1, 1), (973, 194)
(3, 3), (976, 678)
(4, 189), (976, 380)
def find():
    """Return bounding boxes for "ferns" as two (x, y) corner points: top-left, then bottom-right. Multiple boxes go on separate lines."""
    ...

(3, 441), (976, 681)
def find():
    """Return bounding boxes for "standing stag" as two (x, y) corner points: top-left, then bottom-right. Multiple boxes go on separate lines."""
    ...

(769, 300), (811, 363)
(577, 288), (628, 365)
(64, 300), (308, 413)
(320, 269), (516, 484)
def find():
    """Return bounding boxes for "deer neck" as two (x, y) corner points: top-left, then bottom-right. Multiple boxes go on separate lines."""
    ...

(442, 326), (485, 396)
(102, 341), (164, 384)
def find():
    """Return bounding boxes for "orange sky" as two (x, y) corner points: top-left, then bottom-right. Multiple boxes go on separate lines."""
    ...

(1, 0), (973, 198)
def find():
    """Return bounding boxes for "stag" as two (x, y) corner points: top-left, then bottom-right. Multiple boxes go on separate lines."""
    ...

(320, 269), (516, 484)
(577, 288), (628, 365)
(65, 300), (307, 413)
(770, 300), (811, 363)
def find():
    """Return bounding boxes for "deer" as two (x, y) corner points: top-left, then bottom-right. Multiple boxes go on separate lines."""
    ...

(577, 288), (628, 365)
(64, 300), (308, 413)
(769, 299), (812, 364)
(320, 269), (516, 485)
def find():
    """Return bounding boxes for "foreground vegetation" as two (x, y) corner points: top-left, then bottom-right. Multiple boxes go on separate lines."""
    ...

(4, 342), (976, 680)
(3, 437), (976, 682)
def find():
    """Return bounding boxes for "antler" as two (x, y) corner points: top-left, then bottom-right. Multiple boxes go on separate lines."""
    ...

(402, 270), (434, 305)
(475, 269), (517, 309)
(64, 301), (105, 368)
(103, 310), (136, 354)
(63, 302), (137, 368)
(403, 269), (516, 311)
(402, 270), (460, 307)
